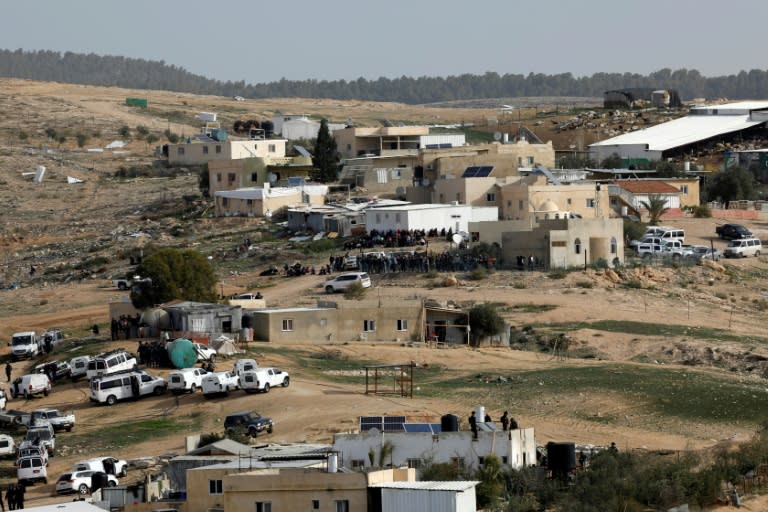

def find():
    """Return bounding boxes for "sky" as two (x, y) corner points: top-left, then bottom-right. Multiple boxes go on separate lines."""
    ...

(1, 0), (766, 85)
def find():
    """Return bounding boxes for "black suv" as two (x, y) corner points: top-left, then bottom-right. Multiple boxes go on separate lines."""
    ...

(716, 223), (752, 240)
(224, 411), (274, 437)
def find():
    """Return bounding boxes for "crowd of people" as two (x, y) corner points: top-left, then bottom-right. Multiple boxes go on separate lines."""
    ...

(468, 410), (519, 439)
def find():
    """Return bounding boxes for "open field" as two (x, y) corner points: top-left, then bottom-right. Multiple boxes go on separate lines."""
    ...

(2, 79), (768, 509)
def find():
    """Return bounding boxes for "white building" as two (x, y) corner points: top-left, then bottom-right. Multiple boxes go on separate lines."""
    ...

(272, 114), (346, 140)
(589, 101), (768, 162)
(364, 204), (498, 234)
(371, 481), (479, 512)
(333, 427), (537, 473)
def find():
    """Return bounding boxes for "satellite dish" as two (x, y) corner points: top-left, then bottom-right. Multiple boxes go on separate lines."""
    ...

(493, 131), (502, 141)
(458, 231), (469, 241)
(452, 233), (463, 245)
(268, 173), (278, 183)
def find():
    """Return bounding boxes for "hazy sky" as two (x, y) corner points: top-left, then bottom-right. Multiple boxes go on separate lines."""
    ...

(2, 0), (766, 84)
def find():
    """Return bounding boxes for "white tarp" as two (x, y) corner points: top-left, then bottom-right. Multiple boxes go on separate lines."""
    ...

(211, 335), (239, 356)
(67, 176), (84, 184)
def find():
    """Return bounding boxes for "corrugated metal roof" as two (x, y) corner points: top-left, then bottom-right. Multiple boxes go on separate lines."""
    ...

(613, 180), (680, 194)
(589, 115), (763, 152)
(371, 481), (479, 491)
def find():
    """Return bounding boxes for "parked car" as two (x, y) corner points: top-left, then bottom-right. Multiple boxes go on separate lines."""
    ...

(10, 331), (41, 360)
(194, 343), (217, 362)
(724, 237), (762, 258)
(716, 223), (752, 240)
(34, 360), (72, 381)
(233, 358), (258, 376)
(240, 368), (290, 394)
(0, 389), (6, 411)
(11, 373), (51, 399)
(90, 369), (167, 405)
(224, 411), (274, 437)
(25, 425), (55, 456)
(688, 245), (722, 262)
(168, 367), (208, 394)
(201, 371), (240, 398)
(17, 455), (47, 485)
(28, 408), (76, 432)
(55, 470), (117, 494)
(323, 272), (372, 293)
(72, 456), (128, 477)
(0, 433), (15, 457)
(42, 329), (65, 351)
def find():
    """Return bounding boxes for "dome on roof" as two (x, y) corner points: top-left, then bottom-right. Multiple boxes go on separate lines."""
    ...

(538, 200), (560, 212)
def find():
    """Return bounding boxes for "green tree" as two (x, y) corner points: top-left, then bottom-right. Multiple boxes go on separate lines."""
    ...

(654, 161), (684, 178)
(704, 166), (757, 203)
(18, 130), (28, 141)
(468, 303), (505, 346)
(146, 133), (159, 150)
(76, 133), (88, 148)
(136, 125), (149, 138)
(119, 125), (131, 138)
(131, 248), (218, 309)
(197, 164), (210, 198)
(312, 119), (339, 182)
(639, 194), (670, 225)
(475, 454), (504, 509)
(600, 153), (624, 169)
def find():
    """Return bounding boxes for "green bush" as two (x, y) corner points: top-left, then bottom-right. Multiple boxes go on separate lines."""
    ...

(548, 268), (568, 279)
(468, 267), (486, 281)
(691, 205), (712, 218)
(343, 282), (366, 300)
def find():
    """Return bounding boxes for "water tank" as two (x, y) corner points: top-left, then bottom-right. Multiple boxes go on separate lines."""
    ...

(620, 206), (628, 217)
(261, 120), (274, 138)
(441, 414), (459, 432)
(546, 442), (576, 473)
(327, 453), (338, 473)
(211, 129), (228, 142)
(167, 338), (198, 369)
(475, 405), (485, 423)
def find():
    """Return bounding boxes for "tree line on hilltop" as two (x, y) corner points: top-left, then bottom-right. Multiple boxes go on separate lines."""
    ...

(1, 49), (767, 103)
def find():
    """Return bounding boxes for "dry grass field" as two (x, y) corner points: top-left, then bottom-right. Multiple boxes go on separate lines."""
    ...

(2, 79), (768, 509)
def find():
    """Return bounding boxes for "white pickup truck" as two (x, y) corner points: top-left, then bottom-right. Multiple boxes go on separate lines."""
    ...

(636, 240), (693, 259)
(240, 368), (290, 393)
(0, 407), (75, 432)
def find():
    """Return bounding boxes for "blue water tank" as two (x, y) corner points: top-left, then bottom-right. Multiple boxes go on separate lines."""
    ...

(167, 338), (198, 369)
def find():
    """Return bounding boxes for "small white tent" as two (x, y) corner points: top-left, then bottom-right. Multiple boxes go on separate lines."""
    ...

(211, 335), (239, 356)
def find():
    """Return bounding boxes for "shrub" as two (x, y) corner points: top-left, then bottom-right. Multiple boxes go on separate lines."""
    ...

(548, 268), (568, 279)
(468, 267), (486, 281)
(343, 282), (366, 300)
(691, 205), (712, 218)
(575, 280), (594, 289)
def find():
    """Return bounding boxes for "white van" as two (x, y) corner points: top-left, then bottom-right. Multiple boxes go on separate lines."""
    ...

(240, 368), (290, 393)
(86, 349), (137, 379)
(90, 370), (167, 406)
(16, 442), (48, 466)
(17, 455), (47, 485)
(11, 331), (41, 360)
(69, 356), (93, 381)
(11, 373), (51, 399)
(25, 425), (55, 456)
(0, 433), (16, 457)
(168, 367), (208, 394)
(645, 226), (684, 244)
(724, 237), (762, 258)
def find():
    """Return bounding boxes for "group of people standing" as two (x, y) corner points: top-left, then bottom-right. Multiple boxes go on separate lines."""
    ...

(468, 410), (519, 439)
(2, 483), (25, 511)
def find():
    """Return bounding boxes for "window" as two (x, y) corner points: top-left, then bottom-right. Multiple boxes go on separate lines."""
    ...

(586, 198), (595, 208)
(517, 157), (523, 166)
(407, 458), (423, 469)
(177, 147), (185, 155)
(680, 185), (689, 194)
(610, 198), (617, 206)
(215, 145), (222, 154)
(209, 479), (223, 495)
(268, 144), (276, 152)
(282, 319), (294, 332)
(335, 500), (349, 512)
(246, 199), (253, 206)
(396, 319), (408, 331)
(312, 500), (320, 510)
(202, 146), (209, 154)
(610, 237), (617, 254)
(575, 238), (582, 254)
(347, 144), (351, 150)
(456, 193), (461, 202)
(228, 173), (236, 183)
(478, 456), (485, 465)
(527, 156), (534, 165)
(216, 173), (222, 182)
(251, 172), (258, 182)
(486, 193), (496, 202)
(518, 200), (524, 211)
(363, 320), (376, 332)
(502, 456), (508, 464)
(221, 198), (229, 207)
(255, 502), (272, 512)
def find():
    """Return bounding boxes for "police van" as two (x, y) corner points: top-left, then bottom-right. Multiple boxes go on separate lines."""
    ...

(86, 349), (137, 379)
(89, 370), (167, 406)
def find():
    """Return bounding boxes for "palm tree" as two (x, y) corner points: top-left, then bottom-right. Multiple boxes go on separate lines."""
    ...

(640, 194), (670, 225)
